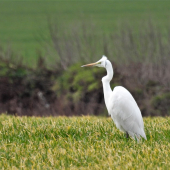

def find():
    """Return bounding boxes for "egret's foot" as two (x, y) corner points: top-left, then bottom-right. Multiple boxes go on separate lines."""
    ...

(126, 132), (129, 139)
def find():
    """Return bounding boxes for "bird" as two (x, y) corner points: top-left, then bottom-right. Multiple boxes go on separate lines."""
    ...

(81, 55), (147, 141)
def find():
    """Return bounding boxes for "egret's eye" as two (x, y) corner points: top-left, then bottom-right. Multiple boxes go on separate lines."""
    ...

(98, 62), (102, 65)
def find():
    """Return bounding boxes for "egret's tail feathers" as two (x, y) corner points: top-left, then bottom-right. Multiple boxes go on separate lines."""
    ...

(128, 130), (147, 142)
(140, 129), (147, 140)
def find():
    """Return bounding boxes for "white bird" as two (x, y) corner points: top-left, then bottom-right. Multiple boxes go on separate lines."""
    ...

(81, 55), (147, 141)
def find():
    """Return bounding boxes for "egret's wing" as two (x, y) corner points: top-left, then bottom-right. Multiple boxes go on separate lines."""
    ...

(109, 86), (146, 139)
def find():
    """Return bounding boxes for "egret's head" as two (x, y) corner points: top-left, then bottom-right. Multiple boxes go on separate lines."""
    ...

(81, 55), (108, 68)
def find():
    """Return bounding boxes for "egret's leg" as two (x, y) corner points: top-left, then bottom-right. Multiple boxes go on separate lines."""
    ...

(126, 132), (129, 138)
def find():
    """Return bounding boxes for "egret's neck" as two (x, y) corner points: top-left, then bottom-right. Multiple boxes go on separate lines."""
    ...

(102, 61), (114, 110)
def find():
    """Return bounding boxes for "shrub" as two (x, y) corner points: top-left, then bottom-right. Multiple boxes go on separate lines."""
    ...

(52, 63), (106, 115)
(151, 93), (170, 116)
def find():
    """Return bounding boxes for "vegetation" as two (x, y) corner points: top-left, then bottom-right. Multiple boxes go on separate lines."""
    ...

(151, 93), (170, 116)
(0, 1), (170, 116)
(0, 115), (170, 169)
(0, 1), (170, 169)
(0, 0), (170, 65)
(0, 42), (170, 116)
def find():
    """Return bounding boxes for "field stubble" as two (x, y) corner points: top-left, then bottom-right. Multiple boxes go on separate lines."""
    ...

(0, 115), (170, 169)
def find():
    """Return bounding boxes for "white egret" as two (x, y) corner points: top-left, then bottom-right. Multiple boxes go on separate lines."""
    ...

(81, 55), (147, 141)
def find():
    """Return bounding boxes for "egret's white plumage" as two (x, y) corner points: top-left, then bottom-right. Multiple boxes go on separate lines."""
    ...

(82, 55), (147, 141)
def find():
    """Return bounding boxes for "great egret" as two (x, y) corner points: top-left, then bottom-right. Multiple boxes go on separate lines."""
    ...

(81, 55), (147, 141)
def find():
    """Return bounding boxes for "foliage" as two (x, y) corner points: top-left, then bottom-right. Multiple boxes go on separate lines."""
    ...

(0, 115), (170, 169)
(51, 63), (107, 115)
(53, 63), (105, 102)
(1, 19), (170, 116)
(0, 55), (58, 116)
(151, 93), (170, 116)
(0, 63), (28, 80)
(0, 54), (170, 116)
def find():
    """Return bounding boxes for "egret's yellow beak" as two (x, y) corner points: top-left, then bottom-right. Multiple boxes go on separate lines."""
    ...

(81, 62), (99, 67)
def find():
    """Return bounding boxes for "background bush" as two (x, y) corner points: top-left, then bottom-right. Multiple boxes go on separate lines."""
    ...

(0, 22), (170, 116)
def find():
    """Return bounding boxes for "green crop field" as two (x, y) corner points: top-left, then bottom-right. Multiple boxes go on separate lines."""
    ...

(0, 0), (170, 66)
(0, 115), (170, 169)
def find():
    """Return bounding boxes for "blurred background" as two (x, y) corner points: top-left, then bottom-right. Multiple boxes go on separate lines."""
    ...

(0, 0), (170, 117)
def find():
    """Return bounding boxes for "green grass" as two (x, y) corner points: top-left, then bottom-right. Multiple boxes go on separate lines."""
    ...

(0, 0), (170, 66)
(0, 115), (170, 169)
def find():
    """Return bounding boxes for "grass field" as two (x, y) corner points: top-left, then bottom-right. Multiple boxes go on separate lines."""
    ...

(0, 0), (170, 66)
(0, 115), (170, 169)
